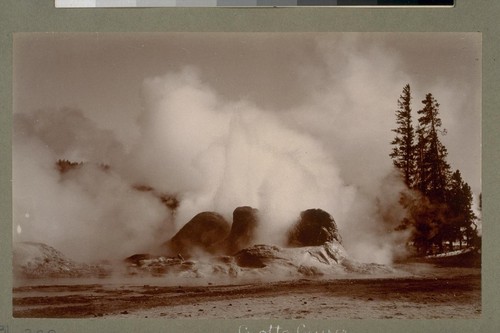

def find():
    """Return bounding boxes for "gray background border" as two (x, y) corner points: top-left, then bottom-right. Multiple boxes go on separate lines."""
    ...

(1, 1), (498, 332)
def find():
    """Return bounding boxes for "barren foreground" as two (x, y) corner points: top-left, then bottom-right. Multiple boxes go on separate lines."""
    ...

(13, 264), (480, 319)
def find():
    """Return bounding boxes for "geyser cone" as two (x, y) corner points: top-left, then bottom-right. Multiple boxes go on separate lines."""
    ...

(165, 211), (230, 258)
(219, 206), (260, 255)
(287, 208), (342, 247)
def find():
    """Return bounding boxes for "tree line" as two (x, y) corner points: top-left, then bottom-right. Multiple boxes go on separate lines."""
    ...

(390, 84), (480, 255)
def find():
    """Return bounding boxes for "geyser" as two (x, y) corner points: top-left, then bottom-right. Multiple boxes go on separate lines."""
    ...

(221, 206), (260, 255)
(165, 211), (230, 258)
(287, 208), (342, 247)
(13, 64), (409, 265)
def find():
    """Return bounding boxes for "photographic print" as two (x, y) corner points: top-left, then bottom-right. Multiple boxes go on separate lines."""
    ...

(12, 32), (481, 319)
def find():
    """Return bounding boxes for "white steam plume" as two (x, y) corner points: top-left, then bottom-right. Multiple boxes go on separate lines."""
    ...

(122, 67), (356, 246)
(13, 109), (171, 262)
(124, 63), (407, 263)
(13, 37), (416, 265)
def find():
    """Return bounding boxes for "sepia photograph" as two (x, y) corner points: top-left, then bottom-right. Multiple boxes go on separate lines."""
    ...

(12, 32), (481, 320)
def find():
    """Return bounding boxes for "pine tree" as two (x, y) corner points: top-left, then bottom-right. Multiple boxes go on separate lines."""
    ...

(390, 84), (416, 188)
(446, 170), (478, 248)
(461, 182), (478, 247)
(398, 191), (446, 255)
(415, 126), (427, 194)
(445, 170), (465, 249)
(391, 89), (480, 254)
(415, 93), (451, 203)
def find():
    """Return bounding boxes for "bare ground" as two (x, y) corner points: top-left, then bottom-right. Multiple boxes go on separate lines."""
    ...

(12, 264), (481, 319)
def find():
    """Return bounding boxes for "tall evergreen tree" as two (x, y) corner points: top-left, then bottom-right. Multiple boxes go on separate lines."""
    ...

(415, 93), (451, 203)
(415, 125), (427, 194)
(461, 179), (478, 247)
(398, 191), (446, 255)
(446, 170), (478, 247)
(390, 84), (416, 188)
(443, 170), (465, 248)
(391, 88), (479, 254)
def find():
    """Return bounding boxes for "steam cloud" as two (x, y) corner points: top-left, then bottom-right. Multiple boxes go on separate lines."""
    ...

(14, 37), (422, 264)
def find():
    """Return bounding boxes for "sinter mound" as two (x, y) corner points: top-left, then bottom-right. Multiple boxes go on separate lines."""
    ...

(288, 208), (342, 246)
(165, 211), (230, 257)
(16, 208), (393, 280)
(218, 206), (260, 255)
(13, 242), (108, 279)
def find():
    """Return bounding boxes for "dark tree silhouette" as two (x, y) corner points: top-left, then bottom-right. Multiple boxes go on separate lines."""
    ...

(446, 170), (478, 248)
(391, 86), (480, 255)
(56, 159), (83, 173)
(415, 93), (451, 204)
(390, 84), (416, 188)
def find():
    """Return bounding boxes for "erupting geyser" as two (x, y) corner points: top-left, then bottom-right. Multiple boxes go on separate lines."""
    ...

(13, 206), (395, 280)
(13, 65), (414, 266)
(116, 207), (394, 279)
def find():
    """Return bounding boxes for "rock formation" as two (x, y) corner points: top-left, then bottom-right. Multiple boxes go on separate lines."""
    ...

(165, 211), (231, 257)
(219, 206), (260, 255)
(234, 244), (283, 268)
(287, 208), (342, 247)
(13, 242), (109, 279)
(17, 207), (395, 281)
(233, 242), (392, 277)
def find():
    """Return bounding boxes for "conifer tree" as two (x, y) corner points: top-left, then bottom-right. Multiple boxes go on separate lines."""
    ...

(391, 88), (480, 254)
(446, 170), (477, 248)
(390, 84), (416, 188)
(415, 93), (451, 203)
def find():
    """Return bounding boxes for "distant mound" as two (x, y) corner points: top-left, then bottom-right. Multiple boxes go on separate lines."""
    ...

(166, 212), (231, 257)
(287, 209), (342, 247)
(219, 206), (260, 255)
(13, 242), (109, 279)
